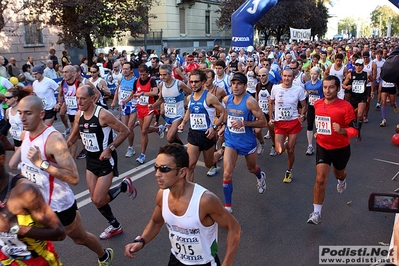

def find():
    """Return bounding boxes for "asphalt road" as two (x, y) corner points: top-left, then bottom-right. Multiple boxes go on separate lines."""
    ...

(7, 97), (399, 266)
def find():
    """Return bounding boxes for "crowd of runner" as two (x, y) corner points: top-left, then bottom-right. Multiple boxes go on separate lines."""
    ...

(0, 36), (398, 265)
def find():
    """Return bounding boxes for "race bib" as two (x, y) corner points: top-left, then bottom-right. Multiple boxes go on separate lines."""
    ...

(259, 100), (268, 113)
(170, 233), (204, 264)
(80, 132), (100, 152)
(308, 94), (321, 106)
(0, 232), (31, 260)
(138, 95), (149, 105)
(277, 106), (293, 120)
(248, 80), (255, 88)
(227, 115), (245, 134)
(21, 163), (44, 190)
(190, 114), (207, 130)
(10, 125), (22, 140)
(315, 115), (332, 135)
(121, 90), (131, 100)
(164, 103), (177, 116)
(65, 96), (77, 109)
(352, 80), (365, 93)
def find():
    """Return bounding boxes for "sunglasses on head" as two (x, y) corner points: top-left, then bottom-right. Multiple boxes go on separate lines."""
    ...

(154, 165), (181, 173)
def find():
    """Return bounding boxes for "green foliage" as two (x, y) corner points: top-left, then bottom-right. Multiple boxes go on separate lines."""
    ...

(216, 0), (329, 42)
(338, 17), (357, 37)
(45, 0), (156, 47)
(371, 5), (399, 36)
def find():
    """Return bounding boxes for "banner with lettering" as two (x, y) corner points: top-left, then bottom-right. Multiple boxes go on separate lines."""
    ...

(290, 28), (311, 40)
(231, 0), (279, 52)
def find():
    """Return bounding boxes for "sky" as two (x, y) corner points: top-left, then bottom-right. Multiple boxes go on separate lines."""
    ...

(328, 0), (399, 20)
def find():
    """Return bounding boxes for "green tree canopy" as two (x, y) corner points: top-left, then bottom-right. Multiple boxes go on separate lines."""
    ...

(371, 5), (399, 37)
(23, 0), (156, 63)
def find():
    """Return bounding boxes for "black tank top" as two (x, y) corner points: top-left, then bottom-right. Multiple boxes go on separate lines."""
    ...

(78, 106), (114, 158)
(350, 71), (368, 96)
(229, 61), (239, 73)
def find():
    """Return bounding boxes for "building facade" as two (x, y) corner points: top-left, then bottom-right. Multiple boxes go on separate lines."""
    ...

(129, 0), (232, 53)
(0, 9), (65, 69)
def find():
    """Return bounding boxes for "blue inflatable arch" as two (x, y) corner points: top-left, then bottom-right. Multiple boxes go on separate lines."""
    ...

(231, 0), (279, 52)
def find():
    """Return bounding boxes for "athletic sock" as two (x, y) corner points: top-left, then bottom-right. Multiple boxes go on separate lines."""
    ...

(255, 166), (262, 180)
(120, 181), (127, 193)
(313, 204), (322, 214)
(381, 106), (387, 120)
(98, 204), (118, 226)
(99, 250), (109, 261)
(222, 180), (233, 207)
(108, 186), (122, 202)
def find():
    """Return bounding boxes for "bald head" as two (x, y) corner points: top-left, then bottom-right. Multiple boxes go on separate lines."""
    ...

(20, 95), (44, 111)
(258, 68), (269, 75)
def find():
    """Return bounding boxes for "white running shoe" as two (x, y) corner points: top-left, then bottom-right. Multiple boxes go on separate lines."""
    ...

(269, 146), (277, 156)
(125, 147), (135, 158)
(307, 211), (321, 225)
(257, 172), (266, 194)
(207, 166), (218, 177)
(256, 142), (265, 155)
(158, 125), (165, 138)
(305, 146), (314, 155)
(224, 206), (232, 213)
(136, 153), (146, 164)
(337, 181), (347, 194)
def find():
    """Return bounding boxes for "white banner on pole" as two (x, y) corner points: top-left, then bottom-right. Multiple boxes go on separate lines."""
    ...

(290, 27), (311, 40)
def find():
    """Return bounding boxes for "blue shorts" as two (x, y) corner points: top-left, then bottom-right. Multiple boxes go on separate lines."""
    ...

(225, 140), (256, 156)
(165, 116), (183, 125)
(121, 105), (137, 116)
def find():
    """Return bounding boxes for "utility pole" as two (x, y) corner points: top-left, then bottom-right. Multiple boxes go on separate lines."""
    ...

(379, 14), (382, 37)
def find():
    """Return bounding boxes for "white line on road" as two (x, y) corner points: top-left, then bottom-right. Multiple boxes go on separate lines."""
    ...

(76, 159), (206, 208)
(373, 158), (399, 166)
(76, 158), (156, 208)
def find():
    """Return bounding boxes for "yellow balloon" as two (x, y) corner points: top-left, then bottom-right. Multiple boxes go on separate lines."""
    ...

(10, 77), (18, 85)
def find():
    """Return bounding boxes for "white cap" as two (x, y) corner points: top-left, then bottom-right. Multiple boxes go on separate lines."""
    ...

(247, 46), (254, 52)
(355, 59), (364, 65)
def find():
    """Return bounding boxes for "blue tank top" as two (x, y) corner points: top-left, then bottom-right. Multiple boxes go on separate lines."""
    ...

(225, 93), (256, 148)
(119, 76), (137, 106)
(188, 90), (215, 132)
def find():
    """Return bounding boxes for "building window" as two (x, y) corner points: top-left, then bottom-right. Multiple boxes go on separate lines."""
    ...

(25, 23), (44, 46)
(205, 11), (210, 35)
(179, 9), (186, 35)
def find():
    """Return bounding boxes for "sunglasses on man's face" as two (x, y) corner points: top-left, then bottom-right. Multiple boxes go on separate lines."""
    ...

(154, 165), (181, 173)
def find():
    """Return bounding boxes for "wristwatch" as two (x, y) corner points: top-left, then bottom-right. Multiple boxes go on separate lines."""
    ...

(212, 125), (218, 130)
(133, 236), (146, 248)
(108, 144), (115, 151)
(40, 160), (50, 171)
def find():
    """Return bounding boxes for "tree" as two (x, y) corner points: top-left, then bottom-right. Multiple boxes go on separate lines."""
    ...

(216, 0), (329, 43)
(29, 0), (156, 64)
(371, 5), (399, 37)
(338, 17), (357, 37)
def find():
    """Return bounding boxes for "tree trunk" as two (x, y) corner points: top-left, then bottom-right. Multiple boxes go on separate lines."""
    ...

(85, 34), (94, 66)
